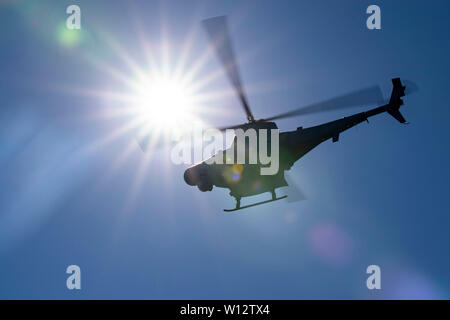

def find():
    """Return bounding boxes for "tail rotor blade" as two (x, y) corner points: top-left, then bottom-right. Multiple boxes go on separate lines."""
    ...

(403, 80), (419, 95)
(262, 85), (385, 122)
(202, 16), (255, 122)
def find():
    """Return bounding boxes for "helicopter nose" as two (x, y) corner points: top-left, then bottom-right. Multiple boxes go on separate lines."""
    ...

(184, 167), (199, 186)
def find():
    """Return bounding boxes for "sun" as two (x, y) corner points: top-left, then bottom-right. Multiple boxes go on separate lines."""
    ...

(134, 77), (193, 125)
(130, 72), (203, 143)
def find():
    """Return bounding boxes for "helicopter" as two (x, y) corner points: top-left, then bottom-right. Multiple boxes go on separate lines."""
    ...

(183, 16), (416, 212)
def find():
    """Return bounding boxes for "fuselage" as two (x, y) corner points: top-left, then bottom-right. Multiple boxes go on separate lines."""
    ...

(184, 109), (377, 199)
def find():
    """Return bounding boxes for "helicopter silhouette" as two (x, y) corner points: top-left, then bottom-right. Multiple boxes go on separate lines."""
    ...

(183, 16), (416, 212)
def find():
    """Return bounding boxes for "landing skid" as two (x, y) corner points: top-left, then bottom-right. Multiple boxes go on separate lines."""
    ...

(224, 195), (287, 212)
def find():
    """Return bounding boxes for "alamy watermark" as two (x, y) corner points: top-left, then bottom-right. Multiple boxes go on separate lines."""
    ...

(170, 127), (280, 175)
(366, 5), (381, 30)
(66, 265), (81, 290)
(66, 5), (81, 30)
(366, 265), (381, 290)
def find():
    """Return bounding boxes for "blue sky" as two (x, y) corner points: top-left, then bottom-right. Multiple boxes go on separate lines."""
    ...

(0, 0), (449, 299)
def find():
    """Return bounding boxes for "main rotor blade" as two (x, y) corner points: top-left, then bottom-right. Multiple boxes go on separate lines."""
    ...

(215, 123), (247, 131)
(284, 173), (307, 203)
(262, 85), (385, 122)
(202, 16), (255, 122)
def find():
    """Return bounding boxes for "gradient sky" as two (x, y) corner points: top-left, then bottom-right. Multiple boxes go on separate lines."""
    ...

(0, 0), (449, 299)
